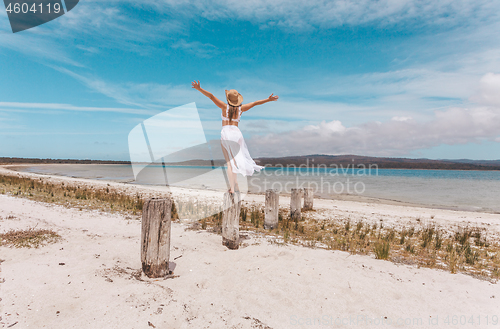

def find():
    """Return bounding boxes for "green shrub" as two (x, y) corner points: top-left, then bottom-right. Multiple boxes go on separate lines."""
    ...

(374, 240), (390, 259)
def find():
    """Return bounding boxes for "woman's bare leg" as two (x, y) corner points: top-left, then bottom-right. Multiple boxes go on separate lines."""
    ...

(227, 161), (236, 193)
(221, 141), (235, 193)
(234, 173), (239, 192)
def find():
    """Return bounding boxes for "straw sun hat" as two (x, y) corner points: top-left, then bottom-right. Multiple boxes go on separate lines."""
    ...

(225, 89), (243, 107)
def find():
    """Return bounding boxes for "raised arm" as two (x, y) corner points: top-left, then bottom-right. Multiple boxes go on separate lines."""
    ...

(241, 93), (279, 112)
(191, 80), (226, 109)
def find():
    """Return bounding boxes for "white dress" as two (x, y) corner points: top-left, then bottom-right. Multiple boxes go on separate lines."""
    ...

(220, 105), (264, 177)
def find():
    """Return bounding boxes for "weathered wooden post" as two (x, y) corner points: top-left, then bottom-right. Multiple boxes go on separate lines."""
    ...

(222, 192), (240, 249)
(141, 198), (171, 278)
(264, 189), (279, 229)
(303, 187), (314, 210)
(290, 188), (302, 222)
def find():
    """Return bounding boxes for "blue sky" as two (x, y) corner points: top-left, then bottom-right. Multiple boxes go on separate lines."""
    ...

(1, 0), (500, 161)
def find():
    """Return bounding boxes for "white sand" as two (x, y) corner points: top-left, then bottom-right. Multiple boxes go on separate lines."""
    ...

(1, 165), (500, 328)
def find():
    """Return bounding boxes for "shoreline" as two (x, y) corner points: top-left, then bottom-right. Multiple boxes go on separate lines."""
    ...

(3, 159), (500, 171)
(3, 163), (499, 215)
(1, 163), (500, 241)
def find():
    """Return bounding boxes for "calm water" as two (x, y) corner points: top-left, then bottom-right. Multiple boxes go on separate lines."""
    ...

(15, 164), (500, 213)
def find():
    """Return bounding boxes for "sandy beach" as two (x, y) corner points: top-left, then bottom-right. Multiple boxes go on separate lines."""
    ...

(1, 164), (499, 328)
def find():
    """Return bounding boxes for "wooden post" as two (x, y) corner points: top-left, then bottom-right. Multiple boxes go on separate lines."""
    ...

(264, 189), (279, 229)
(141, 198), (171, 278)
(222, 192), (240, 249)
(303, 187), (314, 210)
(290, 188), (302, 222)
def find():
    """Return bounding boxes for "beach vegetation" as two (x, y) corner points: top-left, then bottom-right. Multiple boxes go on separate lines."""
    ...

(0, 227), (61, 248)
(374, 240), (390, 259)
(421, 225), (435, 248)
(198, 205), (500, 282)
(405, 243), (415, 254)
(0, 173), (145, 215)
(0, 172), (186, 221)
(400, 229), (407, 245)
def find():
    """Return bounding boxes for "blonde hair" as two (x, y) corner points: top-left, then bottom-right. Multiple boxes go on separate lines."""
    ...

(228, 104), (238, 122)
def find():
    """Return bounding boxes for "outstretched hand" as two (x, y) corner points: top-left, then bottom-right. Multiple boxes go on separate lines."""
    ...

(268, 93), (279, 101)
(191, 80), (201, 90)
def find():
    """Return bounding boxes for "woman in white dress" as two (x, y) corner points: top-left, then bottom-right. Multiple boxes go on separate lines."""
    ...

(191, 80), (279, 193)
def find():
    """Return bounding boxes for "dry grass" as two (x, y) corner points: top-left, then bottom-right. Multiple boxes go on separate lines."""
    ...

(0, 227), (61, 248)
(374, 240), (390, 259)
(0, 173), (183, 221)
(174, 200), (221, 222)
(0, 173), (167, 218)
(199, 204), (500, 282)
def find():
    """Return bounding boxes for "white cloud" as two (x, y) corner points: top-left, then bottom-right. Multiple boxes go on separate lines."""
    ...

(0, 0), (185, 64)
(471, 73), (500, 107)
(58, 3), (185, 52)
(304, 120), (347, 134)
(171, 39), (219, 58)
(139, 0), (499, 31)
(51, 67), (312, 117)
(2, 0), (498, 71)
(248, 104), (500, 157)
(0, 112), (28, 130)
(0, 102), (156, 115)
(391, 116), (412, 122)
(51, 67), (237, 112)
(0, 29), (84, 67)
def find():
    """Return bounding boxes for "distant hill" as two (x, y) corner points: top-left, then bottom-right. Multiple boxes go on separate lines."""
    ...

(0, 157), (129, 165)
(443, 159), (500, 167)
(1, 155), (499, 170)
(254, 154), (500, 170)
